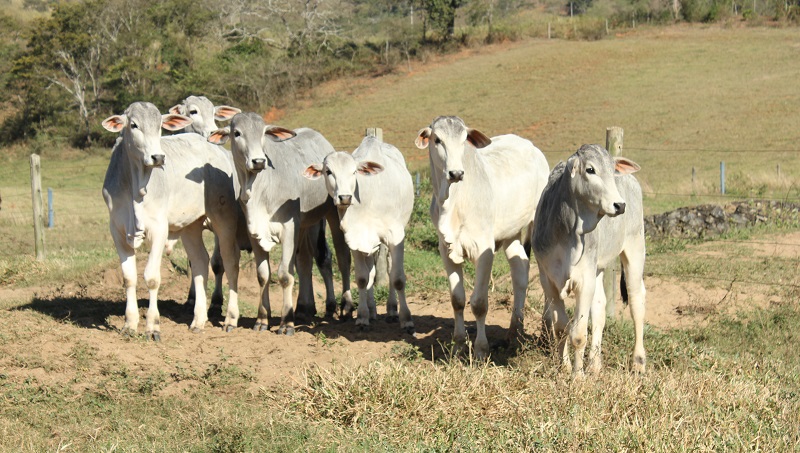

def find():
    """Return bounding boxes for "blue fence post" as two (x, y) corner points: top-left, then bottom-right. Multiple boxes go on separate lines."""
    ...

(720, 162), (726, 195)
(415, 172), (420, 197)
(47, 188), (54, 228)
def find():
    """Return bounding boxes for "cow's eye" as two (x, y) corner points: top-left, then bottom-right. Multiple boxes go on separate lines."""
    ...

(434, 137), (441, 145)
(234, 130), (241, 138)
(189, 110), (198, 115)
(325, 169), (332, 176)
(130, 122), (138, 129)
(586, 167), (595, 175)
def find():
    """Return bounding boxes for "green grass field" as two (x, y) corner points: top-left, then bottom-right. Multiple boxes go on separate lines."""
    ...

(1, 25), (799, 451)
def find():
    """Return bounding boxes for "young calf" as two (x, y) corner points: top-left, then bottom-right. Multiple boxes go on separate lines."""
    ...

(533, 144), (646, 375)
(304, 136), (415, 333)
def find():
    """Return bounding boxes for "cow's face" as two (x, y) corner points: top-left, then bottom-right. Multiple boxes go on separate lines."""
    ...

(415, 116), (491, 183)
(102, 102), (190, 168)
(303, 151), (383, 208)
(567, 144), (640, 218)
(169, 96), (240, 137)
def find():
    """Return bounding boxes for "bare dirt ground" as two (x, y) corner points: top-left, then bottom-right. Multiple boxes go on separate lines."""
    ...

(1, 231), (798, 394)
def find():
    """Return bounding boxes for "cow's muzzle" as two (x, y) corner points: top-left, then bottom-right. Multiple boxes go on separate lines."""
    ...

(338, 195), (352, 206)
(251, 158), (266, 172)
(151, 154), (165, 167)
(612, 202), (626, 215)
(447, 170), (464, 182)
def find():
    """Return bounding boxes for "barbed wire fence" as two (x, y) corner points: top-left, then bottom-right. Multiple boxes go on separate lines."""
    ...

(1, 132), (798, 296)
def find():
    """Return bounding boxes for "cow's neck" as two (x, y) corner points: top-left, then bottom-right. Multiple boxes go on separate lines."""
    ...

(123, 145), (155, 246)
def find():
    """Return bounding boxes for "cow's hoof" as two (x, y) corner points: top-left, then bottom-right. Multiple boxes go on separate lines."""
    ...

(190, 327), (203, 334)
(357, 324), (371, 332)
(253, 322), (270, 332)
(148, 332), (161, 342)
(121, 328), (136, 338)
(385, 315), (399, 324)
(277, 325), (295, 336)
(224, 325), (235, 333)
(404, 326), (416, 336)
(325, 301), (337, 318)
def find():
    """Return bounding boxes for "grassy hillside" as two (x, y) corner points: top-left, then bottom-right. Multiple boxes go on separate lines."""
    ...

(281, 25), (800, 213)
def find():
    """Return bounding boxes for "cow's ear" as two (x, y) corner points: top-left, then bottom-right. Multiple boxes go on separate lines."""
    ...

(161, 113), (192, 131)
(303, 164), (324, 180)
(168, 105), (183, 115)
(265, 126), (296, 142)
(567, 156), (581, 178)
(466, 128), (492, 149)
(102, 115), (126, 133)
(208, 127), (231, 145)
(614, 157), (641, 175)
(214, 106), (241, 122)
(357, 161), (384, 176)
(415, 127), (432, 149)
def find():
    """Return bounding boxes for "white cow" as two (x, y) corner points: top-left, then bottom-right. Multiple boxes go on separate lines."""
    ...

(168, 95), (241, 138)
(101, 101), (241, 340)
(168, 95), (244, 310)
(303, 136), (415, 332)
(415, 116), (550, 359)
(209, 113), (352, 335)
(532, 144), (646, 375)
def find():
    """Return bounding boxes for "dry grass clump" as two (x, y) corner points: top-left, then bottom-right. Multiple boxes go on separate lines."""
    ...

(294, 348), (800, 450)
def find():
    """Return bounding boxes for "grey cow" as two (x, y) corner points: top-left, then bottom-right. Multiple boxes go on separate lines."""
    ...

(533, 144), (646, 376)
(209, 113), (352, 335)
(101, 102), (241, 340)
(415, 116), (550, 359)
(304, 136), (415, 332)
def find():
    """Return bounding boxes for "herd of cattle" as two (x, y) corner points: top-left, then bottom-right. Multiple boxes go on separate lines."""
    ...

(100, 96), (647, 375)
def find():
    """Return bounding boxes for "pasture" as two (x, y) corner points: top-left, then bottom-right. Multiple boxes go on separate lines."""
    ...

(0, 25), (799, 450)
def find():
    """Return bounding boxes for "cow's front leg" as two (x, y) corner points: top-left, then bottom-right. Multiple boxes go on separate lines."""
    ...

(569, 268), (596, 377)
(353, 251), (375, 330)
(113, 229), (139, 337)
(389, 240), (414, 334)
(587, 272), (607, 374)
(439, 240), (467, 355)
(276, 224), (298, 336)
(253, 247), (272, 332)
(181, 222), (211, 334)
(143, 225), (169, 341)
(470, 249), (495, 360)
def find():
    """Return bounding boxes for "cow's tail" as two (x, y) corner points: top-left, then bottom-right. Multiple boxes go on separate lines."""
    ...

(620, 267), (629, 306)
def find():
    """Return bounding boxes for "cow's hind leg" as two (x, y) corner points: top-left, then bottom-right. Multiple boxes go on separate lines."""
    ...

(587, 272), (607, 374)
(327, 213), (353, 319)
(504, 238), (530, 347)
(312, 219), (337, 318)
(214, 224), (240, 333)
(208, 237), (225, 318)
(294, 227), (317, 323)
(389, 240), (414, 334)
(181, 222), (211, 334)
(276, 225), (298, 336)
(621, 244), (647, 373)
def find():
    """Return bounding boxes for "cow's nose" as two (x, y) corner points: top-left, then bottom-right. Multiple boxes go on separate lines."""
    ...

(252, 158), (266, 171)
(152, 154), (165, 166)
(448, 170), (464, 182)
(613, 202), (626, 215)
(338, 195), (352, 206)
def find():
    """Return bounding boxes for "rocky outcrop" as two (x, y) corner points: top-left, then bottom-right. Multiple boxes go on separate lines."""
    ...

(644, 200), (800, 240)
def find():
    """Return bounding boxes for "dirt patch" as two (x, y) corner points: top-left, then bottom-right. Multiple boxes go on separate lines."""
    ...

(1, 231), (797, 392)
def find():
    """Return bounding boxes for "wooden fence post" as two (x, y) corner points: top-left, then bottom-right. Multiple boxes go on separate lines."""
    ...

(604, 127), (623, 317)
(30, 154), (45, 261)
(365, 128), (390, 287)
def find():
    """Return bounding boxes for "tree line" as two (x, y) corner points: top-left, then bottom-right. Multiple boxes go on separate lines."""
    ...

(0, 0), (797, 150)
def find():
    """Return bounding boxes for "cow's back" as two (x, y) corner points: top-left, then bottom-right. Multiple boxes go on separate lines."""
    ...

(249, 127), (335, 225)
(479, 134), (549, 240)
(344, 140), (414, 253)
